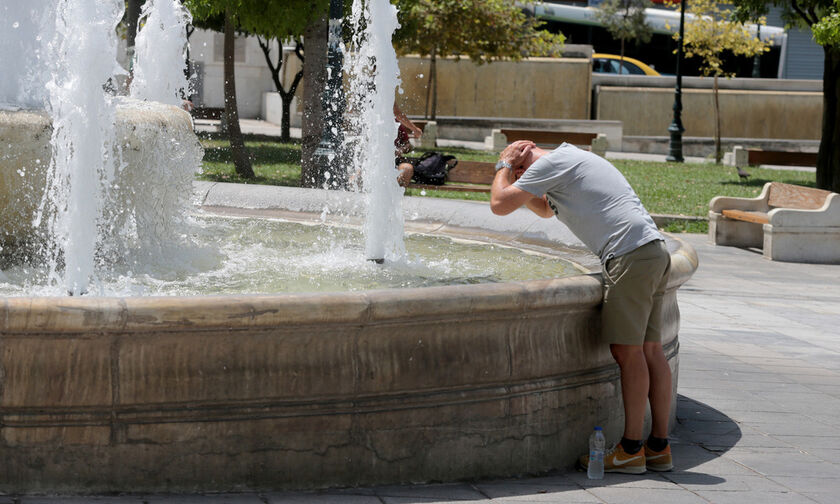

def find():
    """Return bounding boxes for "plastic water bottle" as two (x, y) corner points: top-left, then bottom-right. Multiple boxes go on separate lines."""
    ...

(588, 426), (605, 479)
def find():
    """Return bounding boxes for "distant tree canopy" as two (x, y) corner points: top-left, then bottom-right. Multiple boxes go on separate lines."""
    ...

(595, 0), (653, 63)
(393, 0), (565, 118)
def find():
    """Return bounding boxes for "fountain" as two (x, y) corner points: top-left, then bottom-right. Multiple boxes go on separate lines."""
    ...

(0, 0), (697, 494)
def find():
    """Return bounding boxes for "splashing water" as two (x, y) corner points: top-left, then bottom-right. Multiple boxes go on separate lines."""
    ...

(36, 0), (125, 295)
(0, 0), (57, 108)
(130, 0), (192, 106)
(344, 0), (406, 263)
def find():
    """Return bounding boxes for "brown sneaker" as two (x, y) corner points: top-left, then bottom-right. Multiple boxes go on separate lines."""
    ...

(644, 442), (673, 471)
(580, 443), (646, 474)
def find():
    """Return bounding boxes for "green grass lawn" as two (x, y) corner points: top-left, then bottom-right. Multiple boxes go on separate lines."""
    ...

(197, 135), (817, 233)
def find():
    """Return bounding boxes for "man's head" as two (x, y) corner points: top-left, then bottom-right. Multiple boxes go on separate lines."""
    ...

(500, 140), (544, 181)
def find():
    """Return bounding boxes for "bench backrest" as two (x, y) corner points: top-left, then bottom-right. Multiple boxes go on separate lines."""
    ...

(747, 150), (817, 167)
(767, 182), (832, 210)
(447, 160), (496, 184)
(501, 129), (597, 146)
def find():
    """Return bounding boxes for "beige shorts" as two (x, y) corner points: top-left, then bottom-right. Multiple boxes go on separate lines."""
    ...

(601, 240), (671, 346)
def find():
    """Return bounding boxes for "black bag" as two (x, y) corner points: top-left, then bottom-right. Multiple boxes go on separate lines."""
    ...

(411, 152), (457, 185)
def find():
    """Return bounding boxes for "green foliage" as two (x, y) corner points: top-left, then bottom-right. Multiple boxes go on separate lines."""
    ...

(813, 3), (840, 45)
(731, 0), (834, 31)
(679, 0), (770, 78)
(393, 0), (565, 63)
(595, 0), (653, 53)
(184, 0), (328, 38)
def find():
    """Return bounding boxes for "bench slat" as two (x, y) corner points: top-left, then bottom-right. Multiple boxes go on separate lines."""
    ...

(446, 160), (496, 184)
(721, 209), (770, 224)
(747, 150), (817, 167)
(767, 182), (831, 210)
(408, 183), (490, 193)
(501, 129), (597, 147)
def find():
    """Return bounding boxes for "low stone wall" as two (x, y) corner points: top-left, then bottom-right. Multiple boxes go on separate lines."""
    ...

(397, 55), (592, 120)
(595, 80), (822, 140)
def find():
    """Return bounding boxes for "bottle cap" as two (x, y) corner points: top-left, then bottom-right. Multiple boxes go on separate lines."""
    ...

(594, 426), (602, 431)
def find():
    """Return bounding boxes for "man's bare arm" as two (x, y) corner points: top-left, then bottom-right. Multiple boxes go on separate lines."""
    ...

(490, 168), (534, 215)
(525, 195), (553, 218)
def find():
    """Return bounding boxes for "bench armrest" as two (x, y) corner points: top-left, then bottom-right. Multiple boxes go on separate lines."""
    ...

(769, 192), (840, 227)
(709, 182), (772, 213)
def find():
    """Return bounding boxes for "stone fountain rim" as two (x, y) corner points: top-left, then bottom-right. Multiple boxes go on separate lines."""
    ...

(0, 182), (698, 334)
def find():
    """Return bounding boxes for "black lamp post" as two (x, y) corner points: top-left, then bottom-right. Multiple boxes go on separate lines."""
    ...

(666, 0), (686, 163)
(313, 0), (346, 188)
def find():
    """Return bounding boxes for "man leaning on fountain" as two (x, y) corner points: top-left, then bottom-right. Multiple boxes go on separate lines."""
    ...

(490, 140), (674, 475)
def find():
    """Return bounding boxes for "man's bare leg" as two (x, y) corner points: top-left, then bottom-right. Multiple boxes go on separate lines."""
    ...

(643, 341), (672, 439)
(610, 343), (649, 440)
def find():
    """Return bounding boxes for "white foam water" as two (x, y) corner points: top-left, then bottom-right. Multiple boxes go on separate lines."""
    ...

(344, 0), (406, 263)
(0, 0), (57, 108)
(130, 0), (192, 106)
(37, 0), (125, 295)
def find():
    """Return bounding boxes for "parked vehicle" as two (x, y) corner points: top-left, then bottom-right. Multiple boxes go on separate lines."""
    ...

(592, 53), (661, 76)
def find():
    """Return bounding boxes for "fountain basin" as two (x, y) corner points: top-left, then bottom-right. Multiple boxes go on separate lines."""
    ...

(0, 183), (698, 493)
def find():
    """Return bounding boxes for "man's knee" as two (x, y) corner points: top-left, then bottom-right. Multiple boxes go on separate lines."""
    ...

(610, 343), (645, 366)
(642, 341), (667, 362)
(397, 163), (414, 187)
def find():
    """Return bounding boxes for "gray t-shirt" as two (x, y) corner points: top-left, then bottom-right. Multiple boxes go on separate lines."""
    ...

(513, 143), (663, 263)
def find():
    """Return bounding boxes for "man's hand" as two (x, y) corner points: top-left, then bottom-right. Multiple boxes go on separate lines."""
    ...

(499, 140), (535, 167)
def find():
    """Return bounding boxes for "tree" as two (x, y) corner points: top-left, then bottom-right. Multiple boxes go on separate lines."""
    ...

(301, 13), (329, 188)
(595, 0), (654, 67)
(679, 0), (769, 164)
(393, 0), (565, 119)
(185, 1), (254, 178)
(187, 0), (329, 184)
(256, 38), (304, 143)
(733, 0), (839, 192)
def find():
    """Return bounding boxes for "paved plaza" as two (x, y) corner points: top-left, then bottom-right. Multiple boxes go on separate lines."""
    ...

(5, 231), (839, 502)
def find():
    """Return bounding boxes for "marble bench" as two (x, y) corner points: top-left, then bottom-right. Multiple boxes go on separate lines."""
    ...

(709, 182), (840, 263)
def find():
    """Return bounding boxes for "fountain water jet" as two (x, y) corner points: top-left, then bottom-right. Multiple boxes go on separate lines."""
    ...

(345, 0), (406, 263)
(38, 0), (125, 295)
(130, 0), (192, 106)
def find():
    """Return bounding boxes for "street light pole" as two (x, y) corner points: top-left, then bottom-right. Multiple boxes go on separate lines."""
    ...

(666, 0), (686, 163)
(313, 0), (346, 188)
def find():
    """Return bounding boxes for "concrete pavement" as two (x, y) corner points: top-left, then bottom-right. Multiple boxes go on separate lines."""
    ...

(6, 234), (839, 502)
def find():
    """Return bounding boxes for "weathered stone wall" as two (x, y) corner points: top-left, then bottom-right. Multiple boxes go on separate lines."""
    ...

(595, 86), (822, 139)
(395, 56), (592, 120)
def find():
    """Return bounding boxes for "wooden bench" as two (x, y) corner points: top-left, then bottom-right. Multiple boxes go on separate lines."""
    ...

(730, 146), (818, 168)
(491, 129), (609, 156)
(709, 182), (840, 263)
(747, 149), (817, 167)
(408, 160), (496, 193)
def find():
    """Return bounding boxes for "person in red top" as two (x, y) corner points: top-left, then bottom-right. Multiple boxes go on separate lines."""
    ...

(393, 103), (422, 187)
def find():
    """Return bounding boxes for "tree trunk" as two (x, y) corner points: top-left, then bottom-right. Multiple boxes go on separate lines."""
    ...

(713, 74), (722, 164)
(125, 0), (143, 84)
(429, 48), (438, 120)
(301, 13), (328, 188)
(817, 46), (840, 193)
(620, 38), (625, 72)
(223, 10), (254, 179)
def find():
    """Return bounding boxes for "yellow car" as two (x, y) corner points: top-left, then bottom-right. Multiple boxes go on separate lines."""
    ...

(592, 53), (661, 76)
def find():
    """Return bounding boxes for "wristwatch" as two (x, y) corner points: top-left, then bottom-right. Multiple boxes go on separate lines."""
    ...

(495, 160), (511, 172)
